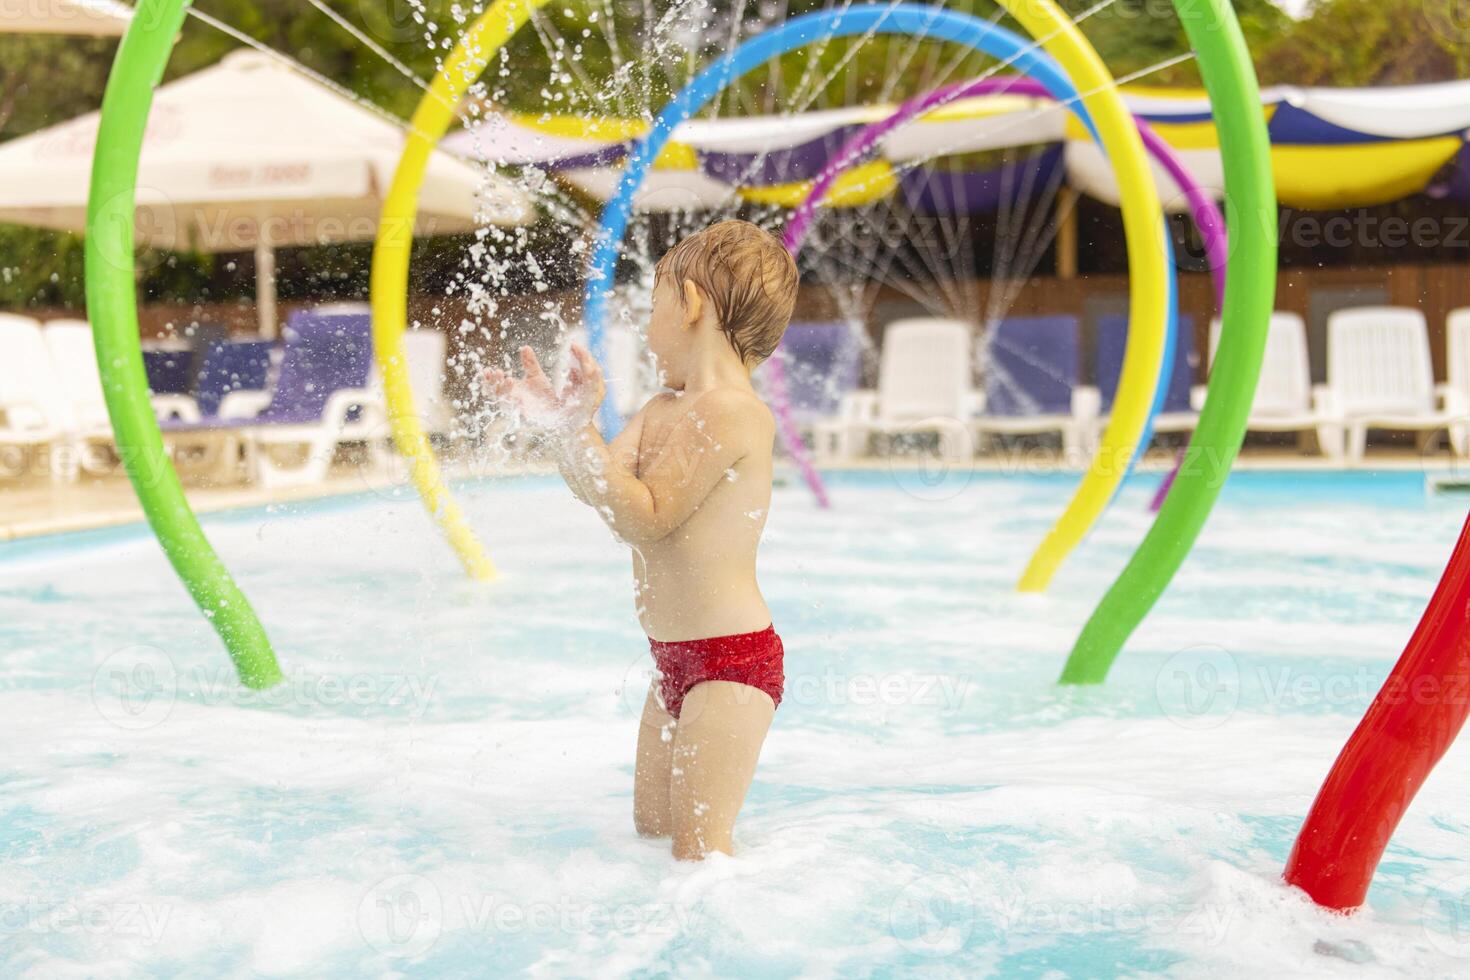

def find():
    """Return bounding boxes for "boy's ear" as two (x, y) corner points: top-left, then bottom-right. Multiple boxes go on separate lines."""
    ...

(681, 278), (703, 328)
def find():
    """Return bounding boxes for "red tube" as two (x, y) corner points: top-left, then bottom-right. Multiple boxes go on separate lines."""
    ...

(1283, 510), (1470, 911)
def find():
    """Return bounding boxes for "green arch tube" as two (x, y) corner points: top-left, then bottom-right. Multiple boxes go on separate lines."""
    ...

(85, 0), (282, 689)
(1059, 0), (1278, 684)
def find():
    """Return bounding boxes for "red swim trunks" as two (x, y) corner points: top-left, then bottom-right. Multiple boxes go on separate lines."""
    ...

(649, 625), (784, 720)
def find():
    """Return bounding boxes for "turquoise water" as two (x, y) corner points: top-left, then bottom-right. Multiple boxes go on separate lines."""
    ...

(3, 468), (1470, 976)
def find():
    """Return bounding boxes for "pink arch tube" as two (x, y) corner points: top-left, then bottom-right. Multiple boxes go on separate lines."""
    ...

(769, 76), (1229, 507)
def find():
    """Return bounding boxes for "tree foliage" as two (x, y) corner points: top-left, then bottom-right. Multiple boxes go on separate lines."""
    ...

(0, 0), (1462, 311)
(1256, 0), (1470, 85)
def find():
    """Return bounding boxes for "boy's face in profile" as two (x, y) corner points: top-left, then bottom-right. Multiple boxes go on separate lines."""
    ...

(646, 274), (692, 389)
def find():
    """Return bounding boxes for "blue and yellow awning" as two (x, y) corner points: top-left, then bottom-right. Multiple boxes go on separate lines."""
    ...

(443, 79), (1470, 212)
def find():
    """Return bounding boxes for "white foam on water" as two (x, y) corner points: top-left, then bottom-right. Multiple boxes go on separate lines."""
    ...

(2, 470), (1469, 976)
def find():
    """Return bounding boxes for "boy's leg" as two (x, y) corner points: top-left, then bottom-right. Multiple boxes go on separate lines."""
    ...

(669, 680), (775, 860)
(633, 683), (677, 838)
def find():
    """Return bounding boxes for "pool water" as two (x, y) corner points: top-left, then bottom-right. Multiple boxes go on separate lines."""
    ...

(3, 468), (1470, 977)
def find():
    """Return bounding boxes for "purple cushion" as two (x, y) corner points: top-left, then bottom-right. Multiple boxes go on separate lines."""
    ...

(195, 340), (273, 417)
(161, 313), (373, 432)
(1097, 314), (1195, 414)
(776, 322), (862, 418)
(983, 316), (1079, 417)
(256, 311), (373, 424)
(143, 350), (193, 395)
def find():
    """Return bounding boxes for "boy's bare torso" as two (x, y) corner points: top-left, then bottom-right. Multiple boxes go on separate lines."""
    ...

(624, 388), (775, 642)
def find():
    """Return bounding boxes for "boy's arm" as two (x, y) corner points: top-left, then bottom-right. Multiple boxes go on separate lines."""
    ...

(558, 389), (761, 547)
(557, 402), (646, 507)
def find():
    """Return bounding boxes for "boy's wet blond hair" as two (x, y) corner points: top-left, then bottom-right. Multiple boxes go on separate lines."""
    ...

(654, 219), (799, 365)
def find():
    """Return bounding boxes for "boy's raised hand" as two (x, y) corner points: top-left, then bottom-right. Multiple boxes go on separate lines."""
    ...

(484, 343), (604, 437)
(562, 343), (606, 427)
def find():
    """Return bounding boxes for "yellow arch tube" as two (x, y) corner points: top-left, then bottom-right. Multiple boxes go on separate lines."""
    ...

(370, 0), (552, 580)
(377, 0), (1166, 589)
(997, 0), (1171, 592)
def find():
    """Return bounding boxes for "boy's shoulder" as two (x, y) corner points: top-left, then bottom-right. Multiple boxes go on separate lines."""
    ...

(646, 386), (772, 451)
(686, 386), (774, 437)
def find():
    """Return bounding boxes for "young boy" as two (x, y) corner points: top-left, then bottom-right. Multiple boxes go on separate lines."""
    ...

(485, 219), (799, 860)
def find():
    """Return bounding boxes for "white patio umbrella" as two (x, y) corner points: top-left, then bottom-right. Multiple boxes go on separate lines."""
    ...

(0, 49), (534, 335)
(0, 0), (132, 36)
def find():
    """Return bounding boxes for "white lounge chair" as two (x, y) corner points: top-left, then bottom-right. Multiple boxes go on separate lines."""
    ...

(244, 312), (382, 488)
(0, 314), (71, 480)
(153, 339), (277, 482)
(814, 318), (974, 461)
(1321, 306), (1455, 464)
(1443, 308), (1470, 457)
(160, 310), (377, 488)
(43, 319), (118, 475)
(1195, 312), (1345, 459)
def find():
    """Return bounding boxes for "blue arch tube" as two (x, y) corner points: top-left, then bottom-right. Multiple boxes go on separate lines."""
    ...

(582, 0), (1177, 502)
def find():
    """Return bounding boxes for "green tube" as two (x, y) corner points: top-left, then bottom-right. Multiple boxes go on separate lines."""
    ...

(84, 0), (282, 689)
(1059, 0), (1278, 684)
